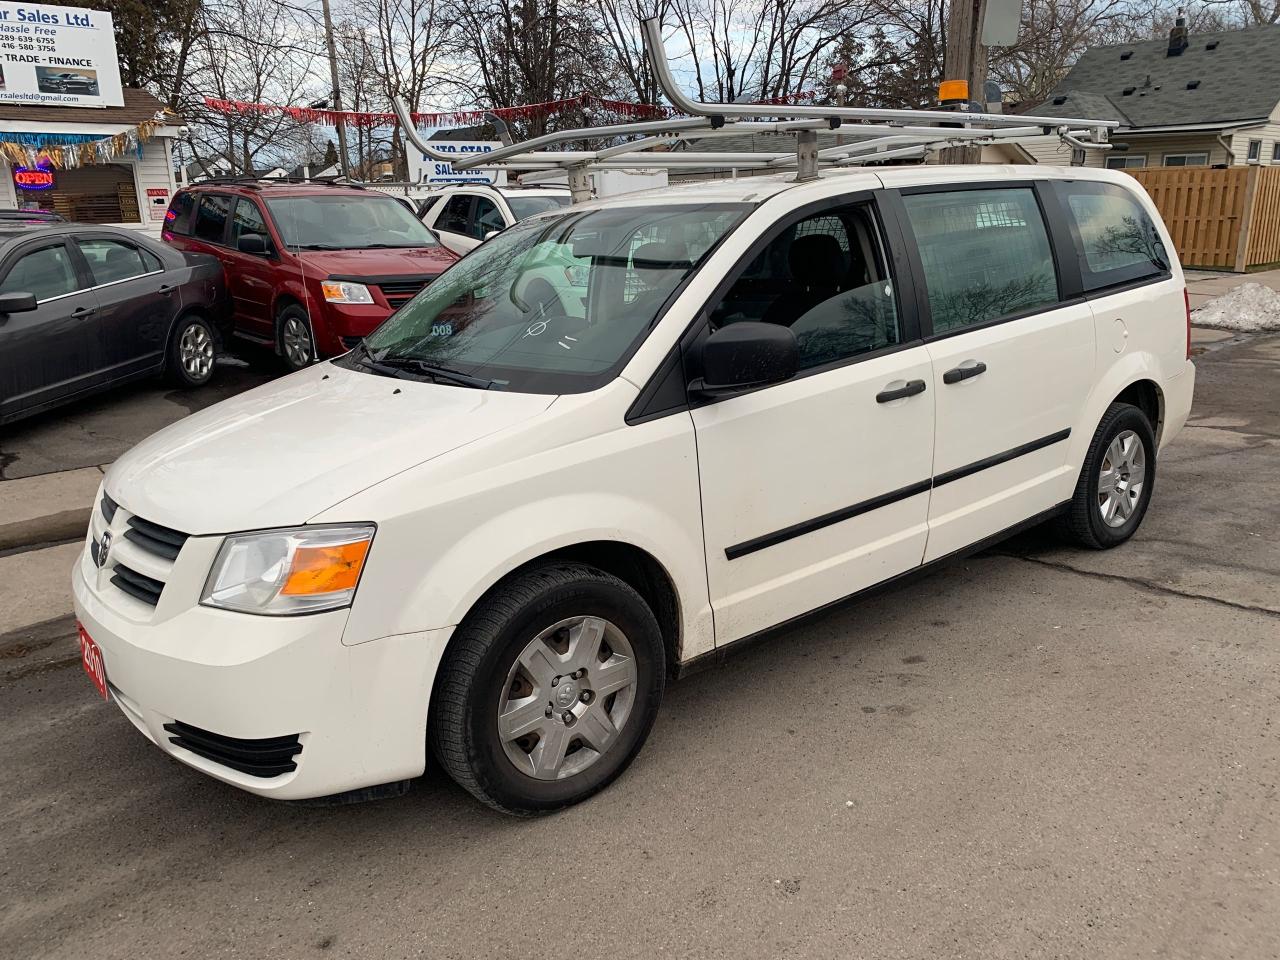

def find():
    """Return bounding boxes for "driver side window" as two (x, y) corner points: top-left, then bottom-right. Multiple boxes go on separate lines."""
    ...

(0, 243), (81, 302)
(473, 197), (505, 238)
(708, 202), (902, 371)
(437, 195), (473, 234)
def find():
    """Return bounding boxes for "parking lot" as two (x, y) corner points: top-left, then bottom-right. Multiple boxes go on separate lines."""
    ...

(0, 330), (1275, 959)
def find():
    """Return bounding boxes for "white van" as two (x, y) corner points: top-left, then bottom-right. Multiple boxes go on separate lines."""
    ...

(73, 165), (1194, 813)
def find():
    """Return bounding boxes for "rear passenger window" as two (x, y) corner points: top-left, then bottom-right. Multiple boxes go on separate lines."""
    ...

(709, 202), (901, 370)
(192, 195), (231, 244)
(77, 238), (150, 284)
(901, 187), (1059, 334)
(1056, 181), (1168, 291)
(164, 192), (196, 235)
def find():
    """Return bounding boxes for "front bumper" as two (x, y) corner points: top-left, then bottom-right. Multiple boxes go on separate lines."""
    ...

(71, 542), (451, 800)
(312, 301), (395, 356)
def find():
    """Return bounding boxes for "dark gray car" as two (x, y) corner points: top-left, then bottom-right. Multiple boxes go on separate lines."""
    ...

(0, 224), (229, 425)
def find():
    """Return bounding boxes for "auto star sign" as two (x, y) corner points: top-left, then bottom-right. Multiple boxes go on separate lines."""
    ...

(409, 141), (508, 186)
(0, 2), (123, 108)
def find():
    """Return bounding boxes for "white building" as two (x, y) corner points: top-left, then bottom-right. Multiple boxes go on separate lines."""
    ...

(0, 88), (181, 235)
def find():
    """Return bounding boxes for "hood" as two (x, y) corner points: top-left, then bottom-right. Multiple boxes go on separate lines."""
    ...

(296, 245), (457, 279)
(106, 364), (555, 535)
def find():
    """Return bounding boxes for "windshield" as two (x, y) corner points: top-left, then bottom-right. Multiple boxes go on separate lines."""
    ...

(265, 194), (439, 250)
(507, 195), (572, 220)
(350, 203), (747, 394)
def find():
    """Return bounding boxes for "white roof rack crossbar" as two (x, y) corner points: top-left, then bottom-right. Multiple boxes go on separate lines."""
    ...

(390, 18), (1119, 193)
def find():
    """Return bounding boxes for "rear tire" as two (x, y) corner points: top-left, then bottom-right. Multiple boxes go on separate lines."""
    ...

(276, 304), (315, 372)
(166, 313), (216, 388)
(1060, 402), (1156, 549)
(431, 562), (666, 815)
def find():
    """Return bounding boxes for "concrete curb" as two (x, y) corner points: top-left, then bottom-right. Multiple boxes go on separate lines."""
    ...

(0, 466), (102, 552)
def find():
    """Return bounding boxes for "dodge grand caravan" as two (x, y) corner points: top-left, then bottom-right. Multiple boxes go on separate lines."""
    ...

(74, 166), (1194, 814)
(162, 181), (457, 370)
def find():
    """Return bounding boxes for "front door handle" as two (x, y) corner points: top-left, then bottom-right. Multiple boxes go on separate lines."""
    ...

(942, 360), (987, 384)
(71, 305), (96, 318)
(876, 378), (927, 403)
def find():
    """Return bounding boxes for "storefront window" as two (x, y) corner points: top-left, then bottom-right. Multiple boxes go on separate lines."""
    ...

(15, 163), (140, 224)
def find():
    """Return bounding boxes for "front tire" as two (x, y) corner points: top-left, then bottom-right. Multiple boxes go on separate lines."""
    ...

(166, 313), (216, 388)
(276, 304), (315, 372)
(1061, 402), (1156, 549)
(431, 562), (666, 815)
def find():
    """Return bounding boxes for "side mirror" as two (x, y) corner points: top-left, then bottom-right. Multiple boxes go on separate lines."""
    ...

(694, 321), (798, 396)
(237, 233), (270, 255)
(0, 291), (38, 315)
(482, 229), (503, 242)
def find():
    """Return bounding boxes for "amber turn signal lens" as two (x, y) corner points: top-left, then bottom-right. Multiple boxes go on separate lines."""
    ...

(281, 540), (371, 596)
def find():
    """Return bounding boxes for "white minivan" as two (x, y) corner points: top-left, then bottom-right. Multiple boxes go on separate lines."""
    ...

(73, 165), (1194, 814)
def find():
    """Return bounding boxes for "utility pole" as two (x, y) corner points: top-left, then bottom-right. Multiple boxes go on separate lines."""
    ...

(939, 0), (988, 164)
(319, 0), (351, 179)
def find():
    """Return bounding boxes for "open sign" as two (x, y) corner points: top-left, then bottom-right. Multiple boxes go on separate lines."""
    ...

(13, 165), (55, 190)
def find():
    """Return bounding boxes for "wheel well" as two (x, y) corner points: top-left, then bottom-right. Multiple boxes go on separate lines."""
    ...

(470, 542), (683, 675)
(1114, 379), (1164, 441)
(273, 293), (303, 321)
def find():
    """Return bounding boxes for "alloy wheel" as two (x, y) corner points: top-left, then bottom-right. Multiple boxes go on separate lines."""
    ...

(497, 616), (638, 781)
(1097, 429), (1146, 528)
(282, 316), (312, 368)
(178, 323), (214, 381)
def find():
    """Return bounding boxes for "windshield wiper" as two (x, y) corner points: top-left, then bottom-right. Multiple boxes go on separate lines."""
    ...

(375, 356), (496, 389)
(291, 242), (344, 250)
(350, 340), (433, 382)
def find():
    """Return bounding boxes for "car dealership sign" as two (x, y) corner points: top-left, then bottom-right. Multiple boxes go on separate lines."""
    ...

(409, 141), (507, 186)
(0, 3), (123, 108)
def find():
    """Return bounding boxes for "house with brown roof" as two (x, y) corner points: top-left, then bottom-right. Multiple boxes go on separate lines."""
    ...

(0, 87), (183, 232)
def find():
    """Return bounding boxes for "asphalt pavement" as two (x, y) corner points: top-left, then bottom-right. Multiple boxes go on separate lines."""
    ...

(1, 333), (1277, 960)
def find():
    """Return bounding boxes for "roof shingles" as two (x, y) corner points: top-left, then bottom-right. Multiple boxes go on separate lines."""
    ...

(1037, 24), (1280, 129)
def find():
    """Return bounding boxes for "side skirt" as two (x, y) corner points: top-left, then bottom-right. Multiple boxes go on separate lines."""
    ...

(674, 500), (1071, 680)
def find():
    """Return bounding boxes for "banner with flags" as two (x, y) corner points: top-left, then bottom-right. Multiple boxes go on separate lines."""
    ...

(202, 89), (823, 129)
(0, 112), (171, 169)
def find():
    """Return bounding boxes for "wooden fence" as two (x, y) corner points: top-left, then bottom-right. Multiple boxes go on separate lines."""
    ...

(1128, 166), (1280, 272)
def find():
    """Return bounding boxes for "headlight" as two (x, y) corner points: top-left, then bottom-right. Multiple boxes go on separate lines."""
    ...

(201, 525), (375, 616)
(320, 281), (374, 304)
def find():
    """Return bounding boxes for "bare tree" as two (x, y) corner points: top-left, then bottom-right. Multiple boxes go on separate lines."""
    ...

(988, 0), (1130, 103)
(365, 0), (451, 175)
(446, 0), (609, 136)
(179, 0), (328, 173)
(595, 0), (674, 103)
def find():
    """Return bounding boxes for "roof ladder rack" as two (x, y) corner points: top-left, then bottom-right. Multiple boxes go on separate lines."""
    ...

(392, 19), (1118, 199)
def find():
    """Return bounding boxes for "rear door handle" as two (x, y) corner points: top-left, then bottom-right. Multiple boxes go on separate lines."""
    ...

(943, 360), (987, 384)
(158, 283), (176, 295)
(876, 379), (927, 403)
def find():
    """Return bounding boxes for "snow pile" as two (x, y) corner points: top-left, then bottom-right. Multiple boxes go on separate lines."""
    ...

(1192, 282), (1280, 332)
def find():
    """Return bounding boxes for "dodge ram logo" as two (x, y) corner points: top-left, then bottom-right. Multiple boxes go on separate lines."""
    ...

(96, 530), (112, 569)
